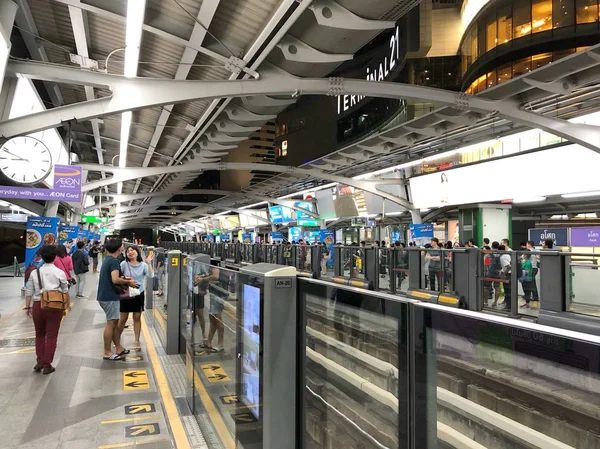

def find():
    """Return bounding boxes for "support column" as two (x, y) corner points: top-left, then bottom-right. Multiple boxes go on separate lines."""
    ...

(458, 204), (512, 247)
(43, 201), (59, 217)
(0, 1), (17, 97)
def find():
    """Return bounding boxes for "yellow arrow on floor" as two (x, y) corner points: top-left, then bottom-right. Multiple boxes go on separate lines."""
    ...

(128, 424), (158, 437)
(129, 404), (153, 414)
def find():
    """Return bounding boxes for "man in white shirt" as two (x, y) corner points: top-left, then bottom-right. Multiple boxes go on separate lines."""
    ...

(498, 244), (512, 310)
(24, 245), (69, 375)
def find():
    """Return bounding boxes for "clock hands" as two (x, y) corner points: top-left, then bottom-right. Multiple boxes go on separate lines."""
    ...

(2, 150), (29, 162)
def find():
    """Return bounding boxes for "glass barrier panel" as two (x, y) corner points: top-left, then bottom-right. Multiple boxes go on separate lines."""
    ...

(339, 246), (363, 279)
(320, 245), (334, 279)
(413, 304), (600, 449)
(153, 249), (168, 344)
(189, 260), (240, 446)
(568, 255), (600, 317)
(298, 279), (409, 449)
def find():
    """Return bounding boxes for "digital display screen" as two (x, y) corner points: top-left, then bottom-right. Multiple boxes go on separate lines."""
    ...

(242, 283), (261, 419)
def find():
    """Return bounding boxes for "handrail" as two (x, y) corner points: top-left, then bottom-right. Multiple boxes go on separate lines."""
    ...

(300, 276), (600, 345)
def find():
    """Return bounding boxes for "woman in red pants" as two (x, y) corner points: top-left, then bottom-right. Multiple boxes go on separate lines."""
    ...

(24, 245), (69, 374)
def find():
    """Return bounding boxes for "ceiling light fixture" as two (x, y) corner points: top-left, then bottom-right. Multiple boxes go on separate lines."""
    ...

(118, 0), (145, 199)
(561, 191), (600, 199)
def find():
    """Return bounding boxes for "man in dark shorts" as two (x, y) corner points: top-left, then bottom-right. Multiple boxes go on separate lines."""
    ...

(89, 241), (100, 273)
(97, 237), (138, 361)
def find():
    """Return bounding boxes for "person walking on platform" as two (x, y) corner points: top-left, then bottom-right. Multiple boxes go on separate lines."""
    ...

(426, 238), (443, 292)
(498, 244), (512, 310)
(97, 238), (138, 361)
(117, 246), (154, 351)
(155, 251), (165, 297)
(90, 241), (100, 273)
(24, 245), (69, 374)
(72, 241), (90, 298)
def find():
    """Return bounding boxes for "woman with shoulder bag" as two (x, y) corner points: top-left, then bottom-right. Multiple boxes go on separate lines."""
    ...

(117, 246), (154, 351)
(24, 245), (69, 375)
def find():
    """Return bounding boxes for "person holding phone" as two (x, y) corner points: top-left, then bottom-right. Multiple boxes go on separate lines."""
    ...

(117, 246), (154, 351)
(97, 238), (139, 361)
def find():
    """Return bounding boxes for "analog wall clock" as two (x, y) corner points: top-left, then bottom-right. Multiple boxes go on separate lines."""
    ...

(0, 136), (52, 185)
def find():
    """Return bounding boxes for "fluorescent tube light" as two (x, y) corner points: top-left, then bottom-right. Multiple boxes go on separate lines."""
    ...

(512, 197), (546, 204)
(561, 191), (600, 199)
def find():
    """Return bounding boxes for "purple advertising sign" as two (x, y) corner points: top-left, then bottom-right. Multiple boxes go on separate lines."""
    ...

(0, 165), (82, 203)
(54, 165), (82, 193)
(570, 227), (600, 247)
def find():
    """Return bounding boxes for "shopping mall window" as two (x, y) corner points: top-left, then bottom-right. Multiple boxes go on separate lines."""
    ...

(486, 70), (497, 88)
(513, 0), (532, 37)
(532, 52), (552, 69)
(486, 13), (498, 51)
(554, 0), (575, 27)
(576, 0), (598, 23)
(497, 5), (513, 45)
(496, 63), (512, 84)
(532, 0), (553, 32)
(513, 57), (532, 77)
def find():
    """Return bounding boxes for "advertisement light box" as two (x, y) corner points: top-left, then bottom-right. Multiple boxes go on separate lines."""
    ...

(409, 144), (600, 209)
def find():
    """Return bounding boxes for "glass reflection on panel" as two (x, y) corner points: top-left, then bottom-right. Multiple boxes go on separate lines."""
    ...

(302, 283), (405, 449)
(513, 0), (532, 37)
(422, 309), (600, 449)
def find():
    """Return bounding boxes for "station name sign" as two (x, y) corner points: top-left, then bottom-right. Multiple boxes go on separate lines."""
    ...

(337, 25), (401, 116)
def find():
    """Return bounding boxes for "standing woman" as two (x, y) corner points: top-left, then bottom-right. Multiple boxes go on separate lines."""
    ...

(24, 245), (69, 374)
(54, 244), (75, 288)
(117, 246), (154, 351)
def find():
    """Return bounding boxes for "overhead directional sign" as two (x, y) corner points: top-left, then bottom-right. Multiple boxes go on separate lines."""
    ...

(201, 364), (230, 383)
(125, 423), (160, 437)
(123, 370), (149, 390)
(125, 403), (156, 415)
(81, 215), (108, 224)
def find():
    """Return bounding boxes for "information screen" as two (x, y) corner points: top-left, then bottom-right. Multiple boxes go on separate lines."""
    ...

(241, 283), (261, 419)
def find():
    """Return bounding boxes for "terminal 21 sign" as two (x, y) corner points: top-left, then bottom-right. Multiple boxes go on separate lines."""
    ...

(336, 25), (403, 116)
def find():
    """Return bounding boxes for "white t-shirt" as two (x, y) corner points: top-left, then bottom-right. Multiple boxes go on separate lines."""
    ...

(25, 263), (69, 301)
(500, 254), (511, 272)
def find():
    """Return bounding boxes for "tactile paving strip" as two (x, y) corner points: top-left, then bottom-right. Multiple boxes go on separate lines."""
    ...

(182, 415), (209, 449)
(162, 362), (188, 398)
(196, 414), (224, 449)
(0, 337), (35, 348)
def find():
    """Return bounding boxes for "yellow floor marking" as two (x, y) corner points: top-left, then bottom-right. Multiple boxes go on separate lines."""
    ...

(193, 373), (236, 449)
(140, 315), (191, 449)
(123, 370), (149, 391)
(200, 364), (231, 383)
(0, 306), (25, 326)
(101, 415), (156, 425)
(0, 347), (35, 355)
(152, 308), (167, 335)
(97, 437), (169, 449)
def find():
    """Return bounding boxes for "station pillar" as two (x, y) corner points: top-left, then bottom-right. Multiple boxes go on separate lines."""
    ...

(458, 204), (511, 247)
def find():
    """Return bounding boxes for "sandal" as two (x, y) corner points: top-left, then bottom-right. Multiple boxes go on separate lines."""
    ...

(210, 347), (224, 353)
(118, 349), (130, 356)
(103, 353), (123, 361)
(134, 343), (142, 351)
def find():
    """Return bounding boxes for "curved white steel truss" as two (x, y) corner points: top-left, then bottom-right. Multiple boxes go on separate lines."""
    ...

(4, 58), (600, 154)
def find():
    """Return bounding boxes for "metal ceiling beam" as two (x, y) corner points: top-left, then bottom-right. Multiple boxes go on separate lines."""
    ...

(5, 59), (600, 157)
(111, 203), (271, 225)
(148, 0), (314, 198)
(85, 188), (318, 217)
(131, 0), (221, 197)
(68, 1), (108, 191)
(79, 161), (414, 209)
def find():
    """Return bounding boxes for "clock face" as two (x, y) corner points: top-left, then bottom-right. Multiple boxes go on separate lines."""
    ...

(0, 136), (53, 185)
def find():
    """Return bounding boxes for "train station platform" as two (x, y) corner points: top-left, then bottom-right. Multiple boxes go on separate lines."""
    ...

(0, 275), (203, 449)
